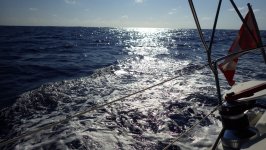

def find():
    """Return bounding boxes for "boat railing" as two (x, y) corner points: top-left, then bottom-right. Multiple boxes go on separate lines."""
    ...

(213, 45), (266, 100)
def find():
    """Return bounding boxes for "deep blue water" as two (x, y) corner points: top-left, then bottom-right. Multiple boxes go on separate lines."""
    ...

(0, 26), (265, 149)
(0, 26), (128, 109)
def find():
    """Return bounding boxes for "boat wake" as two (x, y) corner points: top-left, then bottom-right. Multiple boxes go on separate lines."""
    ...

(0, 57), (222, 150)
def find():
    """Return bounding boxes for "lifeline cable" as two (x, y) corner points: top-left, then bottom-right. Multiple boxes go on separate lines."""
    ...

(163, 105), (219, 150)
(0, 63), (210, 147)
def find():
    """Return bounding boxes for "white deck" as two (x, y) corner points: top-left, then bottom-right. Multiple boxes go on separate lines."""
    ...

(242, 112), (266, 150)
(223, 80), (266, 102)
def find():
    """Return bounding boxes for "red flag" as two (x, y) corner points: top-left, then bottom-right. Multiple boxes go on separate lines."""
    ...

(219, 11), (260, 86)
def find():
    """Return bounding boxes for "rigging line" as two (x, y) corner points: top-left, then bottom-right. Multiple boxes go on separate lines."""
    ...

(0, 63), (210, 147)
(188, 0), (209, 52)
(163, 105), (219, 150)
(188, 0), (222, 104)
(208, 0), (222, 55)
(210, 127), (225, 150)
(188, 0), (214, 72)
(214, 45), (266, 63)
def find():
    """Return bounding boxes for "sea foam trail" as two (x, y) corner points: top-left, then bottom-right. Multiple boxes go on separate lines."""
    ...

(0, 58), (221, 150)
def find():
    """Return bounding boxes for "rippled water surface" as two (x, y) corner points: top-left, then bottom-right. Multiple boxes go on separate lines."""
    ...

(0, 27), (265, 149)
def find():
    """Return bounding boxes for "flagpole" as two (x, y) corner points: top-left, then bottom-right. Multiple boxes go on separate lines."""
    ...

(247, 3), (266, 63)
(229, 0), (258, 45)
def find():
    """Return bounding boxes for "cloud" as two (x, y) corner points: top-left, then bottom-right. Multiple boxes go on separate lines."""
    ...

(228, 7), (245, 12)
(135, 0), (144, 4)
(29, 8), (38, 11)
(168, 12), (176, 15)
(168, 8), (177, 15)
(121, 15), (129, 19)
(64, 0), (78, 4)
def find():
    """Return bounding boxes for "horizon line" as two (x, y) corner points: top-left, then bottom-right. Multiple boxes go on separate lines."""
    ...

(0, 24), (253, 31)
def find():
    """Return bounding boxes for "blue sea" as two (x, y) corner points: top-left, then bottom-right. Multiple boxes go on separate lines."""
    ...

(0, 26), (265, 149)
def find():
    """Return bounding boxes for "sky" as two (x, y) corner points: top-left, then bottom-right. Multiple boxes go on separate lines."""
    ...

(0, 0), (266, 29)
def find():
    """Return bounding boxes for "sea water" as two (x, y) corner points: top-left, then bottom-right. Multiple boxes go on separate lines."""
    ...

(0, 26), (265, 149)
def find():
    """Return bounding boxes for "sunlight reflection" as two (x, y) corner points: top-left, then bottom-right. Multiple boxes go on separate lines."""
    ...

(121, 28), (172, 55)
(129, 27), (162, 34)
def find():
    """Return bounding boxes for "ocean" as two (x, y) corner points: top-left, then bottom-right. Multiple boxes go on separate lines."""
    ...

(0, 26), (265, 149)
